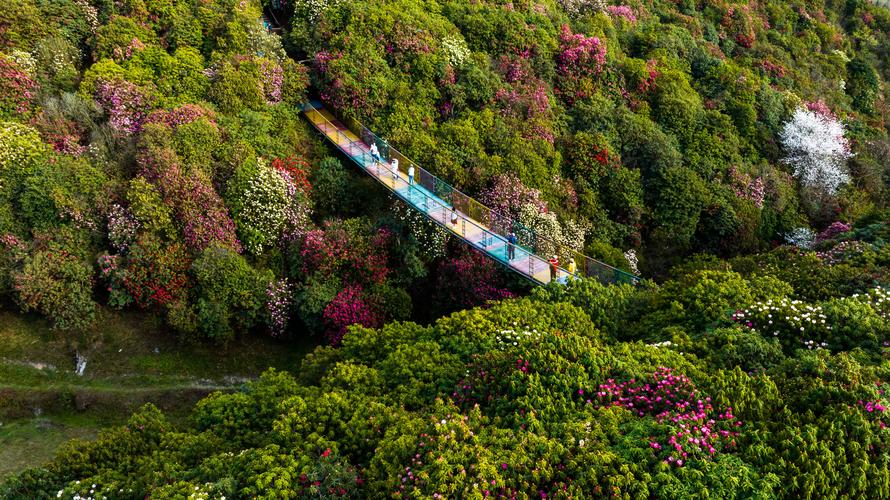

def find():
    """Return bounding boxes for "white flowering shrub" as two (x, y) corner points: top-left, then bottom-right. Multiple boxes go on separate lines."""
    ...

(232, 158), (289, 255)
(441, 35), (470, 67)
(247, 21), (287, 63)
(784, 227), (816, 249)
(517, 203), (588, 260)
(732, 298), (830, 352)
(734, 287), (890, 353)
(779, 107), (852, 194)
(624, 249), (639, 275)
(558, 0), (606, 17)
(293, 0), (343, 23)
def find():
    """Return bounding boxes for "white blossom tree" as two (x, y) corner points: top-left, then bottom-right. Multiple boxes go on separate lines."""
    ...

(779, 107), (853, 195)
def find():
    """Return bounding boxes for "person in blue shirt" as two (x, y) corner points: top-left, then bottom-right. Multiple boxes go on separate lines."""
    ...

(507, 231), (517, 260)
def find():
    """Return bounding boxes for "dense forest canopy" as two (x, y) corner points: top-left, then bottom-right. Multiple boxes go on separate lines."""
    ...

(0, 0), (889, 497)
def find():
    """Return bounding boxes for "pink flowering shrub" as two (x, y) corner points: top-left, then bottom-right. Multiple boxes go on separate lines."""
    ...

(556, 25), (606, 78)
(555, 25), (607, 103)
(805, 100), (838, 121)
(95, 79), (154, 135)
(729, 167), (765, 208)
(816, 221), (852, 243)
(259, 59), (284, 104)
(139, 153), (241, 253)
(480, 172), (548, 219)
(145, 104), (217, 129)
(323, 284), (382, 345)
(586, 367), (741, 466)
(606, 5), (637, 23)
(0, 55), (36, 117)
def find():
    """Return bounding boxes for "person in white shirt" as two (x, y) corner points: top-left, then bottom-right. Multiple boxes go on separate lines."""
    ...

(407, 165), (415, 186)
(369, 143), (380, 163)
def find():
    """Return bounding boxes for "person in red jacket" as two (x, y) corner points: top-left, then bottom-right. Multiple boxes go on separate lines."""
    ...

(548, 255), (559, 282)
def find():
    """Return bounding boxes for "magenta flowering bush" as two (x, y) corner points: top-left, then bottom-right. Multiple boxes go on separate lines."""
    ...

(323, 284), (382, 345)
(586, 367), (740, 466)
(259, 59), (284, 104)
(433, 249), (515, 313)
(816, 221), (853, 243)
(480, 173), (548, 220)
(556, 25), (606, 79)
(606, 5), (637, 23)
(95, 79), (154, 135)
(729, 167), (765, 208)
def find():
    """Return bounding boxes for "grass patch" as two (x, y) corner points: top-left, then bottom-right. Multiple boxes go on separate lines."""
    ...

(0, 307), (319, 480)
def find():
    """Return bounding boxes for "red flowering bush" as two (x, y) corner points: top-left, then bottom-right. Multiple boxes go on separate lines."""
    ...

(101, 237), (190, 310)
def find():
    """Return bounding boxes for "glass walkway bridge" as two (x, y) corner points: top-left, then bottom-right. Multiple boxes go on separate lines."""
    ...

(301, 102), (639, 286)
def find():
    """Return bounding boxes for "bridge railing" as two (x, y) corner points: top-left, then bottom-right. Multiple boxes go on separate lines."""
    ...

(305, 102), (639, 285)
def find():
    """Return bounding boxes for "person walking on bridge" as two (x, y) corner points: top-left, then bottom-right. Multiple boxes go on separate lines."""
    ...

(507, 231), (517, 260)
(567, 257), (577, 279)
(548, 255), (559, 282)
(369, 142), (380, 163)
(408, 164), (415, 187)
(390, 158), (399, 182)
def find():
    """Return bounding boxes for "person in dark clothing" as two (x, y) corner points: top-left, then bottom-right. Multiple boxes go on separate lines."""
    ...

(507, 231), (517, 260)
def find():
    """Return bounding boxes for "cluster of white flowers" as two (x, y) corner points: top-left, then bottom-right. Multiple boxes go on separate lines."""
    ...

(391, 195), (449, 259)
(517, 203), (588, 260)
(75, 0), (99, 33)
(441, 35), (470, 67)
(8, 49), (36, 76)
(294, 0), (343, 23)
(624, 249), (639, 275)
(780, 107), (853, 195)
(495, 325), (542, 347)
(238, 158), (289, 255)
(852, 286), (889, 320)
(784, 227), (816, 249)
(734, 298), (830, 340)
(247, 21), (287, 63)
(802, 339), (829, 350)
(648, 340), (674, 349)
(558, 0), (606, 17)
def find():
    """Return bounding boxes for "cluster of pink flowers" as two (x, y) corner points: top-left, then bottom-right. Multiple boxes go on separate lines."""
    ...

(606, 5), (637, 23)
(556, 25), (606, 78)
(816, 221), (852, 243)
(586, 367), (740, 466)
(480, 172), (548, 220)
(266, 278), (293, 336)
(729, 167), (765, 208)
(145, 104), (217, 129)
(0, 56), (36, 115)
(323, 284), (382, 345)
(95, 79), (152, 135)
(761, 59), (786, 79)
(805, 100), (838, 121)
(858, 400), (886, 413)
(139, 160), (241, 253)
(637, 59), (659, 93)
(494, 84), (550, 120)
(259, 59), (284, 104)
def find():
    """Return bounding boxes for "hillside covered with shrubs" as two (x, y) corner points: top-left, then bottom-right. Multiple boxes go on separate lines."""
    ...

(0, 0), (889, 497)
